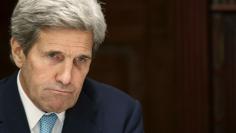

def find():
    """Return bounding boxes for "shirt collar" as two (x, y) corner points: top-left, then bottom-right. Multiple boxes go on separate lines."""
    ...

(17, 70), (65, 130)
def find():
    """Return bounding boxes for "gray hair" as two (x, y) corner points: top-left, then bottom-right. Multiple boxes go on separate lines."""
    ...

(11, 0), (107, 55)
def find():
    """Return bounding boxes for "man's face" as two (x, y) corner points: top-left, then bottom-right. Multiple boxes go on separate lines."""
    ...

(11, 28), (93, 113)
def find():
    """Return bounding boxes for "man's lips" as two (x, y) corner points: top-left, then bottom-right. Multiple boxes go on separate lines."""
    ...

(46, 88), (73, 95)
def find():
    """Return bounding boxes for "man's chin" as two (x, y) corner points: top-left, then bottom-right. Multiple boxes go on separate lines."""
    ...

(41, 101), (74, 113)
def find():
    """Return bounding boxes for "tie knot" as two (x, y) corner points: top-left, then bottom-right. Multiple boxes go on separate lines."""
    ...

(40, 113), (58, 133)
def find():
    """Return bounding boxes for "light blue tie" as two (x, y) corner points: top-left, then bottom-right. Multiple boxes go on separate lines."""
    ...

(40, 113), (58, 133)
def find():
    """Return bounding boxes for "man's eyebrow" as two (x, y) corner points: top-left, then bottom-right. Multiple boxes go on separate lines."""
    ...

(78, 54), (92, 59)
(38, 48), (61, 55)
(44, 50), (92, 59)
(45, 50), (63, 55)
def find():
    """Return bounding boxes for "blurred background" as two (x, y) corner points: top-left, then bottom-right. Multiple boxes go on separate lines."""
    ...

(2, 0), (236, 133)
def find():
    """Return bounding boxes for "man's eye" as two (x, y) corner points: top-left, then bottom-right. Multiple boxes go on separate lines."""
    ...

(48, 52), (56, 58)
(74, 56), (89, 65)
(47, 52), (63, 61)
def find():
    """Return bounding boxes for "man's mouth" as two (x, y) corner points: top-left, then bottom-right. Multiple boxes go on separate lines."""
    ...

(46, 88), (73, 95)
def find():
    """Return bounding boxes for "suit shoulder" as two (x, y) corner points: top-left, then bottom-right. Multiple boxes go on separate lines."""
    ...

(0, 72), (18, 91)
(0, 76), (11, 88)
(82, 78), (143, 132)
(83, 78), (138, 107)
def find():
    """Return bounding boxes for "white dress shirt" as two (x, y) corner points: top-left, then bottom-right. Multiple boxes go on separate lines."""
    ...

(17, 71), (65, 133)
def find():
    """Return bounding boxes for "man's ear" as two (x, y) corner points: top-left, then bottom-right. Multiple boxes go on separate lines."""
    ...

(10, 37), (26, 68)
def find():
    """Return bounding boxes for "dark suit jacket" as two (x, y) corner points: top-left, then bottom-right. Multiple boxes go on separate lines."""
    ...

(0, 72), (144, 133)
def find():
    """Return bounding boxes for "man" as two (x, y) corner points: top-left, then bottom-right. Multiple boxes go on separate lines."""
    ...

(0, 0), (144, 133)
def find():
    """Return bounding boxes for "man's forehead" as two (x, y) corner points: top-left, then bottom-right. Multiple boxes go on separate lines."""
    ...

(36, 30), (93, 48)
(44, 42), (92, 49)
(40, 44), (92, 55)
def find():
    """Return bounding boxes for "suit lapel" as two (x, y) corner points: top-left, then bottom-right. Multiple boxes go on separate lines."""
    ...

(62, 90), (102, 133)
(0, 72), (30, 133)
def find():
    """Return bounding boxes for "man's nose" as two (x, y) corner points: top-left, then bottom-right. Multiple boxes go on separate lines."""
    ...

(56, 62), (73, 85)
